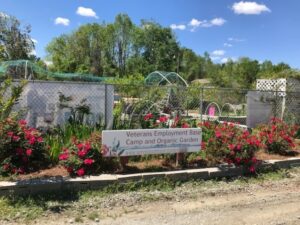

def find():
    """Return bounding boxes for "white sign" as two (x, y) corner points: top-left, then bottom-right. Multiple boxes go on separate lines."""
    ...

(102, 128), (202, 157)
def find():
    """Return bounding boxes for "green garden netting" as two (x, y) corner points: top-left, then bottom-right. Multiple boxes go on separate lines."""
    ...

(0, 60), (112, 82)
(144, 71), (188, 86)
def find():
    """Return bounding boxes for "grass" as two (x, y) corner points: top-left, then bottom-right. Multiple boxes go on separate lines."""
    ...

(45, 123), (101, 162)
(87, 211), (99, 221)
(0, 167), (299, 223)
(74, 216), (83, 223)
(0, 197), (44, 222)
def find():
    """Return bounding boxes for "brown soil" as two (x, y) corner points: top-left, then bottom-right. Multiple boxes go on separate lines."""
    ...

(255, 139), (300, 160)
(89, 179), (300, 225)
(256, 149), (300, 160)
(17, 165), (69, 180)
(127, 159), (176, 171)
(5, 141), (300, 181)
(125, 158), (207, 173)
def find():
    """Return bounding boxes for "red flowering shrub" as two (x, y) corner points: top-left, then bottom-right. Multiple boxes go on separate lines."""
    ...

(58, 138), (103, 177)
(142, 113), (195, 129)
(142, 112), (169, 128)
(296, 127), (300, 139)
(0, 118), (48, 176)
(170, 115), (197, 128)
(199, 121), (260, 172)
(258, 118), (299, 155)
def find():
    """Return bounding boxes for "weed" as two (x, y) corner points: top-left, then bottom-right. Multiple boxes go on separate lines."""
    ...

(87, 212), (99, 221)
(74, 216), (83, 223)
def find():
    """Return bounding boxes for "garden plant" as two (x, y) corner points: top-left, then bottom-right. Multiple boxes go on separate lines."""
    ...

(258, 118), (299, 155)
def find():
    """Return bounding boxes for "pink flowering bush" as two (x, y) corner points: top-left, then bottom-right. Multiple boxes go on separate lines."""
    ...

(199, 121), (260, 172)
(258, 118), (299, 155)
(58, 137), (103, 177)
(0, 118), (48, 176)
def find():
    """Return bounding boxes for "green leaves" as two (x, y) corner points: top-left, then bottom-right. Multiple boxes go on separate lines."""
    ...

(0, 79), (27, 120)
(46, 14), (181, 78)
(0, 14), (34, 61)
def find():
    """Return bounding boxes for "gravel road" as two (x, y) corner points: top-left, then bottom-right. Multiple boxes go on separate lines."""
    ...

(2, 169), (300, 225)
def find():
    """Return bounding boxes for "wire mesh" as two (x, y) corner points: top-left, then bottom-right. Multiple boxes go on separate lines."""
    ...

(3, 80), (300, 129)
(0, 60), (113, 82)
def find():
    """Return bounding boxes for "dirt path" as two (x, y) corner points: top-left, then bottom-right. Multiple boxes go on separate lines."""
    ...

(97, 184), (300, 225)
(2, 170), (300, 225)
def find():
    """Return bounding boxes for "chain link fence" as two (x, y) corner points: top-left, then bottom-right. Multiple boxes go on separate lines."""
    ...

(113, 86), (249, 126)
(111, 84), (299, 129)
(6, 80), (300, 129)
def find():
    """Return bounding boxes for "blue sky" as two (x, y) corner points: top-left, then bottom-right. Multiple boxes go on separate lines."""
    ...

(1, 0), (300, 68)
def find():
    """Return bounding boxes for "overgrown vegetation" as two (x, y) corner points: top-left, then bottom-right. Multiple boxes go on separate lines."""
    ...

(0, 79), (26, 120)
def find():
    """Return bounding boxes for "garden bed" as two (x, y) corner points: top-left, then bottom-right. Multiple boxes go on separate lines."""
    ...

(0, 95), (299, 181)
(3, 147), (299, 182)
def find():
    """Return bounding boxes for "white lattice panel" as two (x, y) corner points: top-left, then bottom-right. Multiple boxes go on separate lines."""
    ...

(256, 79), (286, 96)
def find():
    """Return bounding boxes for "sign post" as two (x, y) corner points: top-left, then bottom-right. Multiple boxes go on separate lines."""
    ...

(102, 128), (202, 157)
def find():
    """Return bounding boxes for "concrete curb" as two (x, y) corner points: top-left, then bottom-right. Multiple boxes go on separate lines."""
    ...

(1, 157), (300, 196)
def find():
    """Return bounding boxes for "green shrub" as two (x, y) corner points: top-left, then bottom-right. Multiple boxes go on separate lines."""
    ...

(0, 79), (27, 120)
(45, 123), (100, 162)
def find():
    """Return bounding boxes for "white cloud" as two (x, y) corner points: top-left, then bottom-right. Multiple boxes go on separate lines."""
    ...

(31, 38), (38, 44)
(212, 50), (225, 56)
(170, 24), (186, 30)
(232, 1), (271, 15)
(210, 18), (226, 26)
(188, 18), (203, 31)
(228, 37), (245, 42)
(220, 57), (237, 63)
(221, 58), (229, 63)
(211, 56), (221, 61)
(224, 43), (233, 47)
(54, 17), (70, 26)
(76, 6), (98, 18)
(188, 17), (226, 31)
(189, 18), (202, 27)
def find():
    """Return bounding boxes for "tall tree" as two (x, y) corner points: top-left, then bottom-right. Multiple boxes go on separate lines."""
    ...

(72, 23), (105, 75)
(0, 13), (34, 60)
(179, 48), (205, 81)
(46, 35), (72, 72)
(273, 62), (290, 73)
(139, 21), (180, 73)
(113, 14), (134, 77)
(47, 24), (106, 76)
(234, 57), (260, 88)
